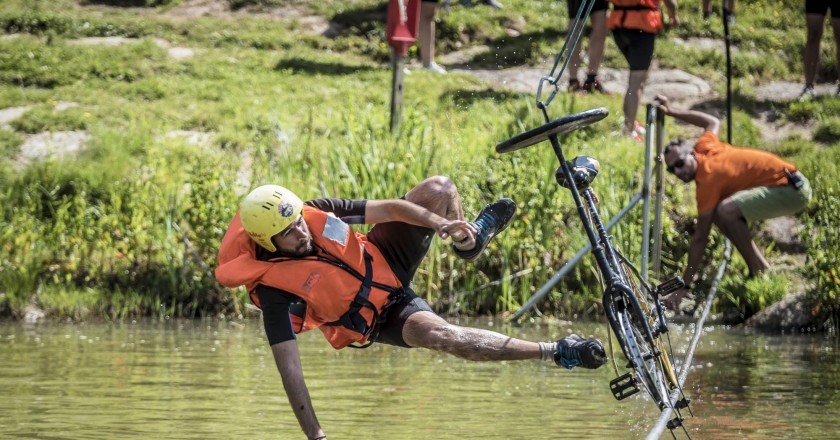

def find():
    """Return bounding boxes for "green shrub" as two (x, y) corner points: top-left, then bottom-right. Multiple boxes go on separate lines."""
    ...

(10, 105), (90, 133)
(813, 118), (840, 144)
(800, 146), (840, 330)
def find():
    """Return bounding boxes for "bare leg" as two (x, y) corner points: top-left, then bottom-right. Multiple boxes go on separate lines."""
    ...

(831, 17), (840, 83)
(713, 199), (769, 275)
(587, 10), (607, 75)
(702, 0), (711, 17)
(623, 69), (649, 131)
(804, 14), (826, 87)
(418, 1), (438, 67)
(404, 175), (465, 221)
(402, 311), (541, 360)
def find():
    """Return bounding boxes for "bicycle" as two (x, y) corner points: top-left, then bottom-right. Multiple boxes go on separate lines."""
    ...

(496, 107), (691, 418)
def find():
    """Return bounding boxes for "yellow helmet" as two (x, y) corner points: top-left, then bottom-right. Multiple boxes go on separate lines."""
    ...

(239, 184), (303, 252)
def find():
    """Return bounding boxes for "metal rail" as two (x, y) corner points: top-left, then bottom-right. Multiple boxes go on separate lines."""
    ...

(645, 241), (732, 440)
(510, 192), (643, 322)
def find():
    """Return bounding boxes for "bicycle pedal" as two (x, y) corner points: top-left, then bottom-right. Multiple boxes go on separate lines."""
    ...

(655, 276), (686, 296)
(609, 373), (640, 400)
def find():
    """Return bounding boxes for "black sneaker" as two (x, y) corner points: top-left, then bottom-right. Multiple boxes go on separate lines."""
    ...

(554, 334), (607, 369)
(452, 198), (516, 262)
(582, 76), (611, 95)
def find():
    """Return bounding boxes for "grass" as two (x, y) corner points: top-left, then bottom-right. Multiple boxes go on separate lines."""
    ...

(0, 0), (837, 325)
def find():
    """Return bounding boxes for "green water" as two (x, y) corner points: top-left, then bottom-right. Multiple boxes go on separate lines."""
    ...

(0, 318), (837, 439)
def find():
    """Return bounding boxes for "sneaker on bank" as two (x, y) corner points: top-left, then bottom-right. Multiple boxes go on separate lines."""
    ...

(423, 62), (447, 74)
(582, 76), (611, 95)
(452, 198), (516, 262)
(799, 85), (816, 102)
(554, 334), (607, 369)
(624, 120), (646, 143)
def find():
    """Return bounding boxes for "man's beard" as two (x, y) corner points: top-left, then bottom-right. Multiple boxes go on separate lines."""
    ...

(284, 239), (314, 257)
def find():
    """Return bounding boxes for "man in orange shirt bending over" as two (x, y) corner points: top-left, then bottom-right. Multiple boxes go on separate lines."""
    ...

(654, 95), (812, 311)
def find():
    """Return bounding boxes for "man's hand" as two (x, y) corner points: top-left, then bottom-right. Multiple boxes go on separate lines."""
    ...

(440, 220), (478, 250)
(654, 94), (671, 115)
(663, 286), (692, 312)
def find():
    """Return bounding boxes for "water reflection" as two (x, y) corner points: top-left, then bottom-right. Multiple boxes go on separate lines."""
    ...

(0, 320), (836, 439)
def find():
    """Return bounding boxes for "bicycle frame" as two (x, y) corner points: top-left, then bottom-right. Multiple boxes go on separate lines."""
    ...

(548, 133), (661, 356)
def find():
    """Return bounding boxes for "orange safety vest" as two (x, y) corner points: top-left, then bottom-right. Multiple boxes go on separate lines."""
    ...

(215, 206), (404, 349)
(608, 0), (663, 34)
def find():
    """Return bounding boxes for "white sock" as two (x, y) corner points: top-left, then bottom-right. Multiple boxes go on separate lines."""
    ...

(539, 341), (558, 361)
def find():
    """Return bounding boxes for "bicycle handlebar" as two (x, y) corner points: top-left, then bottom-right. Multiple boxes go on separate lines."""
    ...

(495, 107), (609, 154)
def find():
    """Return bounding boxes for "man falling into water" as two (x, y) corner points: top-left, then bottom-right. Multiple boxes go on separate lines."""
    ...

(216, 177), (607, 439)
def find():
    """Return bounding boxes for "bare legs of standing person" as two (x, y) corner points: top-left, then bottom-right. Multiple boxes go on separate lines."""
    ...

(801, 12), (840, 99)
(419, 0), (446, 74)
(702, 0), (735, 22)
(623, 69), (649, 141)
(568, 10), (609, 93)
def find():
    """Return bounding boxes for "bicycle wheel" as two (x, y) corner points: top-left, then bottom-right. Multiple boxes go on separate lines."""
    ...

(615, 253), (679, 409)
(617, 254), (679, 386)
(609, 284), (671, 409)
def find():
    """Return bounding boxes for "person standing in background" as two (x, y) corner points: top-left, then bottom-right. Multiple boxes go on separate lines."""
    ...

(800, 0), (840, 100)
(608, 0), (678, 141)
(702, 0), (735, 23)
(566, 0), (612, 94)
(418, 0), (447, 73)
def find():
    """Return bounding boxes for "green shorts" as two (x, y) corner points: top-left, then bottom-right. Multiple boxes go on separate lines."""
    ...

(730, 173), (812, 223)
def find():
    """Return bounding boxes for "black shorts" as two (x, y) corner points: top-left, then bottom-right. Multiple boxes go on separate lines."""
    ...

(375, 287), (434, 347)
(806, 0), (840, 18)
(366, 212), (436, 347)
(567, 0), (609, 18)
(612, 28), (656, 70)
(367, 216), (435, 287)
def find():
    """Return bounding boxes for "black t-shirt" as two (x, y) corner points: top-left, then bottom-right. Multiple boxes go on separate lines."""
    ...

(256, 198), (367, 346)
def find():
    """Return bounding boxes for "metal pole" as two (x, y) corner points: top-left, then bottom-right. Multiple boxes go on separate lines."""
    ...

(652, 110), (666, 278)
(390, 54), (406, 133)
(510, 192), (643, 322)
(644, 241), (732, 440)
(723, 3), (733, 144)
(641, 104), (655, 282)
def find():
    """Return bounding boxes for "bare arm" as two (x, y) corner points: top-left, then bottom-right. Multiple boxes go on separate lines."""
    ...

(654, 94), (719, 135)
(683, 211), (714, 286)
(270, 340), (326, 440)
(364, 199), (477, 241)
(664, 211), (713, 311)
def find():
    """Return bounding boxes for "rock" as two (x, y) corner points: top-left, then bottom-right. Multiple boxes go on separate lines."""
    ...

(23, 303), (45, 324)
(455, 65), (712, 102)
(68, 36), (195, 60)
(743, 291), (817, 332)
(16, 131), (89, 169)
(755, 81), (836, 103)
(0, 105), (30, 128)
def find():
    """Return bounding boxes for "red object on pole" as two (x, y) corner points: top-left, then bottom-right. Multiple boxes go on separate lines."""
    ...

(386, 0), (420, 57)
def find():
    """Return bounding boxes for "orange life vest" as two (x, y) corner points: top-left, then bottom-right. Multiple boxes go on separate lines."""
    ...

(215, 206), (404, 349)
(608, 0), (663, 34)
